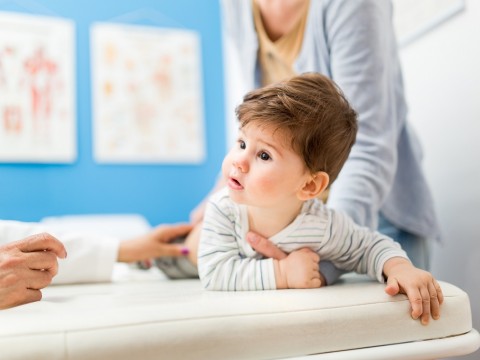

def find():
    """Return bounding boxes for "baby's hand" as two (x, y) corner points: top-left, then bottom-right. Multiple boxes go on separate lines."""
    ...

(275, 248), (322, 289)
(383, 257), (444, 325)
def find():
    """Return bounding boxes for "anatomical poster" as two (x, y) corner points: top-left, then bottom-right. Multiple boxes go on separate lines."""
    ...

(91, 23), (205, 164)
(0, 12), (76, 163)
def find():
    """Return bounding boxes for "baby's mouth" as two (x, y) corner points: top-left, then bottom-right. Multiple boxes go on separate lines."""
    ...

(228, 177), (244, 190)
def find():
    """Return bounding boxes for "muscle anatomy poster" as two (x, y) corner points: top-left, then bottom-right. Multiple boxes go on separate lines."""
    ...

(0, 12), (76, 162)
(91, 23), (205, 163)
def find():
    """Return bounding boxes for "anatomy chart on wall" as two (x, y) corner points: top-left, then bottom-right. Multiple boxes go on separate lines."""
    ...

(0, 12), (76, 163)
(91, 23), (205, 164)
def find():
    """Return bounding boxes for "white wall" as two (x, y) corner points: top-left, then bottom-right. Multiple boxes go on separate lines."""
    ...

(399, 1), (480, 358)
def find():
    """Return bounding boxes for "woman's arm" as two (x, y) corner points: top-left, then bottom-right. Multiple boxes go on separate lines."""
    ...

(325, 0), (401, 229)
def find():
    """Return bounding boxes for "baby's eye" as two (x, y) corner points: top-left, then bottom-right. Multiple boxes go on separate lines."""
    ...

(239, 140), (246, 149)
(259, 152), (271, 161)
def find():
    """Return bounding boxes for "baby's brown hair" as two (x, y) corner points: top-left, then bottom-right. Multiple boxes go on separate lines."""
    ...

(236, 72), (357, 184)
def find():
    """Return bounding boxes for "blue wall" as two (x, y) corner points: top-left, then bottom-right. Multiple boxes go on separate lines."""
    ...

(0, 1), (225, 225)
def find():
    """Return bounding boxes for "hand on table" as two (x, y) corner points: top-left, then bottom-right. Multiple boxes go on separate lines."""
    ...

(383, 257), (444, 325)
(0, 233), (67, 309)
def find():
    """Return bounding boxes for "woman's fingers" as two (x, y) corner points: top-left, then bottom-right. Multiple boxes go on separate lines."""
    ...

(247, 232), (288, 260)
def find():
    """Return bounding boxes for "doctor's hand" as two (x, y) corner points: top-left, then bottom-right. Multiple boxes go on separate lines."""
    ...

(117, 223), (193, 263)
(246, 232), (326, 289)
(0, 233), (67, 310)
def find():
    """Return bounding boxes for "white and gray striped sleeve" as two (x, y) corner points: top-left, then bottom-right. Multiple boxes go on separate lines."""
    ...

(325, 210), (409, 283)
(197, 195), (276, 291)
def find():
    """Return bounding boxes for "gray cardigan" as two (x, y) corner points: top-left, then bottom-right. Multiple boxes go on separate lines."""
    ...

(220, 0), (440, 242)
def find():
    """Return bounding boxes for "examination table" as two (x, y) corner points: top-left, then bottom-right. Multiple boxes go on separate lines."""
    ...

(0, 215), (478, 359)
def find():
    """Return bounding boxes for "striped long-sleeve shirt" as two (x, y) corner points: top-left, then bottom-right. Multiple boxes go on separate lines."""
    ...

(198, 188), (408, 291)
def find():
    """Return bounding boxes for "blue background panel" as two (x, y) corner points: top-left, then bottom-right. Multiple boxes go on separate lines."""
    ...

(0, 0), (225, 225)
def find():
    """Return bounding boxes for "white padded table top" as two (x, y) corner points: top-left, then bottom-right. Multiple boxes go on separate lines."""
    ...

(0, 271), (476, 360)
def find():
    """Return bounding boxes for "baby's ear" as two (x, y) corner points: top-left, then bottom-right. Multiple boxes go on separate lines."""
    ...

(298, 172), (329, 201)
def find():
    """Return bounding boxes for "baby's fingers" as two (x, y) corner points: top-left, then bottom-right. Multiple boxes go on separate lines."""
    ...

(435, 280), (444, 305)
(308, 251), (320, 263)
(419, 287), (431, 325)
(310, 270), (322, 288)
(310, 278), (322, 288)
(384, 276), (400, 296)
(429, 281), (442, 320)
(405, 287), (423, 322)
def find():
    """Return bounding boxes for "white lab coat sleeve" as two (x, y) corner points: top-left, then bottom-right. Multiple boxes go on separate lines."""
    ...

(0, 220), (119, 284)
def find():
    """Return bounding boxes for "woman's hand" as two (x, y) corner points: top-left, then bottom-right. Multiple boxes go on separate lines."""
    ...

(117, 223), (193, 263)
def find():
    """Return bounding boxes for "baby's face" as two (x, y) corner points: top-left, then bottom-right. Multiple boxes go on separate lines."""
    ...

(222, 122), (310, 208)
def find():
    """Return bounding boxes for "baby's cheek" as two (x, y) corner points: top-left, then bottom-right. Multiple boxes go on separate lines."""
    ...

(256, 176), (277, 194)
(221, 156), (231, 177)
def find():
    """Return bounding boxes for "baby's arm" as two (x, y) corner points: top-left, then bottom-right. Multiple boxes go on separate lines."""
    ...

(247, 232), (324, 289)
(198, 199), (276, 291)
(325, 210), (443, 324)
(200, 231), (321, 290)
(325, 210), (409, 281)
(198, 197), (322, 291)
(323, 208), (443, 325)
(383, 257), (444, 325)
